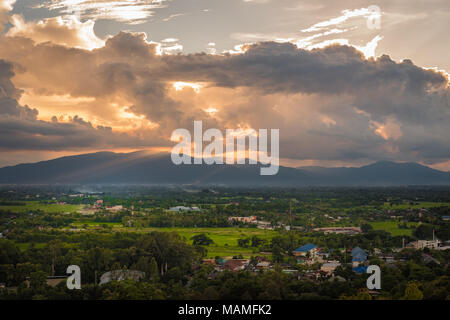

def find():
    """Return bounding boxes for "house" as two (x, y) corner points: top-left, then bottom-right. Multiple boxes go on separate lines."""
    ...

(292, 244), (317, 257)
(256, 261), (271, 270)
(442, 216), (450, 221)
(352, 265), (368, 274)
(222, 259), (249, 272)
(313, 227), (362, 235)
(407, 239), (440, 250)
(351, 247), (368, 267)
(381, 255), (395, 264)
(94, 199), (103, 208)
(106, 205), (123, 212)
(422, 254), (440, 265)
(320, 261), (341, 274)
(228, 216), (257, 224)
(202, 259), (216, 266)
(256, 221), (272, 230)
(169, 206), (200, 212)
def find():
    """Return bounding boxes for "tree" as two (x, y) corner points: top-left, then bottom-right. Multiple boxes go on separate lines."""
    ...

(148, 257), (159, 281)
(237, 238), (250, 248)
(46, 240), (62, 276)
(403, 282), (423, 300)
(251, 236), (265, 247)
(414, 224), (434, 239)
(191, 234), (214, 246)
(361, 223), (373, 233)
(29, 271), (48, 291)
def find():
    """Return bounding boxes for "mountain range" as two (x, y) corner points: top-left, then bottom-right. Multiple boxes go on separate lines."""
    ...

(0, 151), (449, 186)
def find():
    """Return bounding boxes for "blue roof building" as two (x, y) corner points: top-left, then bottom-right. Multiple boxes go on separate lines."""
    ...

(351, 247), (367, 256)
(352, 265), (368, 274)
(293, 243), (317, 253)
(352, 253), (367, 262)
(293, 243), (318, 258)
(351, 247), (368, 268)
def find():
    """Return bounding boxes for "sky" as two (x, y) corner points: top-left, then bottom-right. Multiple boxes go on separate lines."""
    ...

(0, 0), (449, 170)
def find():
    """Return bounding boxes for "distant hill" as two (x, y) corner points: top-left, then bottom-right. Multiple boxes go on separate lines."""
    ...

(296, 161), (450, 186)
(0, 151), (449, 186)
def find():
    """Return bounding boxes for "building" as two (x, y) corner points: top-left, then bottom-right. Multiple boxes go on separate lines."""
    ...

(407, 239), (440, 250)
(169, 206), (200, 212)
(293, 244), (318, 257)
(106, 205), (123, 212)
(352, 265), (368, 274)
(94, 199), (103, 208)
(441, 216), (450, 221)
(320, 261), (341, 274)
(256, 221), (272, 229)
(313, 227), (362, 235)
(202, 259), (216, 266)
(422, 254), (440, 265)
(256, 261), (271, 270)
(222, 259), (250, 272)
(228, 216), (257, 224)
(351, 247), (368, 268)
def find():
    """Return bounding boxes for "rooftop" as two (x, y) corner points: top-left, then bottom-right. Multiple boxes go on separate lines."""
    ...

(293, 243), (317, 252)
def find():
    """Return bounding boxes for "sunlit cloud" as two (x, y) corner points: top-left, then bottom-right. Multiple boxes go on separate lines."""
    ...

(7, 14), (104, 49)
(301, 7), (379, 33)
(371, 117), (403, 141)
(172, 82), (203, 93)
(38, 0), (171, 24)
(204, 107), (218, 115)
(162, 13), (184, 22)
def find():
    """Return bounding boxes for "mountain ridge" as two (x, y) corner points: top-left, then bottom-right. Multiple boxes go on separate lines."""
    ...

(0, 151), (449, 186)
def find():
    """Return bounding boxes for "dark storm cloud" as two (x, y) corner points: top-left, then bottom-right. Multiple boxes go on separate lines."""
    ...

(0, 32), (449, 165)
(0, 58), (152, 151)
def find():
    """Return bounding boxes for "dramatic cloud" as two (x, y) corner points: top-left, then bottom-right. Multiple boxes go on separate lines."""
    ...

(0, 0), (449, 168)
(0, 58), (156, 151)
(38, 0), (171, 24)
(7, 14), (105, 49)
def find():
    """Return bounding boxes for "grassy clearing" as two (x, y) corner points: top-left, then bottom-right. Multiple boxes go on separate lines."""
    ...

(71, 221), (123, 229)
(14, 242), (78, 251)
(141, 227), (277, 258)
(369, 221), (418, 236)
(382, 202), (450, 210)
(0, 201), (82, 213)
(121, 227), (277, 258)
(18, 226), (278, 258)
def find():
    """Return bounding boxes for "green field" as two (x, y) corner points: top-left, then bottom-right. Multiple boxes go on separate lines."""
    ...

(71, 221), (123, 228)
(141, 227), (277, 258)
(0, 201), (82, 213)
(369, 221), (419, 236)
(15, 242), (78, 251)
(33, 225), (278, 258)
(382, 201), (450, 210)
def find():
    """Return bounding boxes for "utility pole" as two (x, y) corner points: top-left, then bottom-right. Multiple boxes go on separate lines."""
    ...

(289, 199), (292, 227)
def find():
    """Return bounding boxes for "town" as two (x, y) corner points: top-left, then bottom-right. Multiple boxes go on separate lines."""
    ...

(0, 186), (449, 300)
